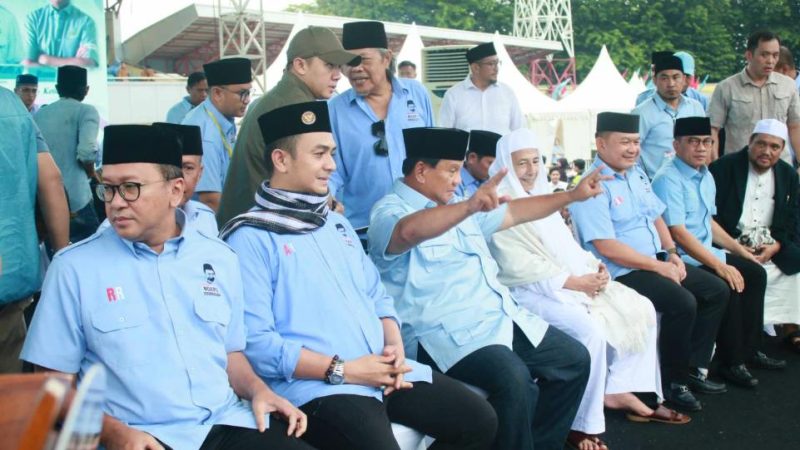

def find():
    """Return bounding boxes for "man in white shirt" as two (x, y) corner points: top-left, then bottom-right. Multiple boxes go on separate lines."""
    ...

(438, 42), (524, 135)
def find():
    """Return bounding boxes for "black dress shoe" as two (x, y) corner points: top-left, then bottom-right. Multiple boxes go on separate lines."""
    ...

(687, 370), (727, 394)
(749, 351), (787, 370)
(719, 364), (759, 388)
(664, 384), (702, 412)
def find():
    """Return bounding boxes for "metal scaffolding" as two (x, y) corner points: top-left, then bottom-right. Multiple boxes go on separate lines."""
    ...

(216, 0), (268, 93)
(514, 0), (577, 89)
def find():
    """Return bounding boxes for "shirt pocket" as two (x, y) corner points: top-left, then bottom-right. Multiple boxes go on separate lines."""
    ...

(442, 319), (495, 347)
(729, 92), (754, 125)
(684, 190), (700, 213)
(417, 236), (455, 273)
(91, 303), (151, 368)
(609, 196), (637, 230)
(194, 296), (231, 336)
(772, 90), (792, 122)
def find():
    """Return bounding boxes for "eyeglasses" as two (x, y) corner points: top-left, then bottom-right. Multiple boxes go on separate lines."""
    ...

(371, 120), (388, 156)
(96, 179), (171, 203)
(686, 137), (714, 147)
(219, 86), (253, 102)
(478, 60), (502, 68)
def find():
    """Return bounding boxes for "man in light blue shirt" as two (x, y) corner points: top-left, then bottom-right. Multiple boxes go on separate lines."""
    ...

(223, 102), (496, 450)
(328, 21), (434, 245)
(23, 0), (98, 68)
(35, 65), (100, 243)
(0, 86), (69, 373)
(455, 129), (501, 198)
(21, 124), (310, 450)
(636, 51), (709, 112)
(182, 57), (252, 213)
(633, 53), (705, 178)
(652, 116), (783, 389)
(570, 112), (729, 412)
(166, 72), (208, 124)
(369, 127), (610, 450)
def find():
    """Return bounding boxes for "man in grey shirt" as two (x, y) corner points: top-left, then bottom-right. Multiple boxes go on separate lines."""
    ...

(35, 65), (100, 243)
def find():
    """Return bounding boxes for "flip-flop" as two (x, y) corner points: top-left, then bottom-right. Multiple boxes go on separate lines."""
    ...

(626, 404), (691, 424)
(566, 430), (610, 450)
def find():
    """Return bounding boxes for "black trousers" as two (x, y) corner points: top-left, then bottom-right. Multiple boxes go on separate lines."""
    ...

(616, 265), (728, 385)
(700, 254), (767, 365)
(418, 325), (590, 450)
(159, 423), (314, 450)
(298, 371), (497, 450)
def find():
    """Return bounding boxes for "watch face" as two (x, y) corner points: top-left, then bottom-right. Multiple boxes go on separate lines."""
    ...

(329, 373), (345, 385)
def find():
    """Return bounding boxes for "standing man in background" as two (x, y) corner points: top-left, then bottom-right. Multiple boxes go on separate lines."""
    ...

(35, 65), (100, 244)
(166, 71), (208, 124)
(398, 60), (417, 79)
(15, 74), (41, 114)
(182, 57), (252, 213)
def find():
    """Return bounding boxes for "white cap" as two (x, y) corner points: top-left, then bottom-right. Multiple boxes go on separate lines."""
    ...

(752, 118), (788, 143)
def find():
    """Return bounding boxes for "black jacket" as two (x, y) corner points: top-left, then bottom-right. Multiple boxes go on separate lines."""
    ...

(709, 148), (800, 275)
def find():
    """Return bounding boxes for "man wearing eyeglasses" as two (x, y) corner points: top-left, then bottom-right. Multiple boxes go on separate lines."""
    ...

(632, 52), (705, 179)
(438, 42), (524, 135)
(652, 117), (784, 390)
(328, 21), (434, 249)
(182, 57), (252, 213)
(22, 124), (313, 450)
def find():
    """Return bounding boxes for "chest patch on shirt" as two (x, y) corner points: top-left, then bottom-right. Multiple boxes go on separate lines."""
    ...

(283, 243), (295, 256)
(613, 196), (625, 206)
(202, 263), (221, 297)
(105, 287), (125, 302)
(406, 100), (420, 121)
(335, 223), (355, 247)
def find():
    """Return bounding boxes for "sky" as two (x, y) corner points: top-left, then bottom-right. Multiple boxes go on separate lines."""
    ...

(118, 0), (311, 39)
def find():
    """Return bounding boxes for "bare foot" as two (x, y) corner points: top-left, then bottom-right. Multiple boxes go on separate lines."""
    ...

(604, 392), (653, 417)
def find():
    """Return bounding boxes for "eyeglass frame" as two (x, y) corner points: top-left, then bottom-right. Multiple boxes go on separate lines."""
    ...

(476, 59), (502, 68)
(684, 137), (715, 147)
(217, 85), (253, 102)
(95, 179), (174, 203)
(371, 120), (389, 156)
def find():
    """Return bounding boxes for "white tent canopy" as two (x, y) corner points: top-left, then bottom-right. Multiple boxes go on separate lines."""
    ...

(628, 70), (648, 100)
(555, 45), (636, 113)
(396, 23), (424, 81)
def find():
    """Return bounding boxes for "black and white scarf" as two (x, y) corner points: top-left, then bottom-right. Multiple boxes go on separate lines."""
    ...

(219, 182), (329, 239)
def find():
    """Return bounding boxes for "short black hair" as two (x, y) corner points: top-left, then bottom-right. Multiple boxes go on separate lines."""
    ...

(55, 84), (87, 101)
(398, 60), (416, 69)
(187, 72), (206, 88)
(746, 30), (781, 53)
(777, 46), (795, 71)
(573, 159), (586, 171)
(402, 157), (440, 176)
(548, 166), (560, 175)
(264, 135), (300, 178)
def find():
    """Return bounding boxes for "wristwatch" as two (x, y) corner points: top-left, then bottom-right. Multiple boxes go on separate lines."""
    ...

(325, 355), (345, 385)
(665, 247), (679, 256)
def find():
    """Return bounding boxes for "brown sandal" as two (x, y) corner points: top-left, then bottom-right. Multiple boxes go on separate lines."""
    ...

(566, 430), (610, 450)
(626, 404), (691, 424)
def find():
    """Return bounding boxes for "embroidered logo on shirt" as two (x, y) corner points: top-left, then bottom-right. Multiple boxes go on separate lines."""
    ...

(283, 243), (295, 256)
(336, 223), (355, 247)
(106, 287), (125, 302)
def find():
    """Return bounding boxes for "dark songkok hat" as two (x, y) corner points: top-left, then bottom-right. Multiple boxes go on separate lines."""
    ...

(103, 125), (182, 167)
(674, 117), (711, 137)
(466, 42), (497, 63)
(596, 112), (639, 134)
(653, 55), (683, 74)
(258, 101), (332, 146)
(403, 127), (470, 161)
(203, 57), (252, 86)
(651, 51), (674, 64)
(16, 74), (38, 86)
(468, 130), (502, 157)
(342, 21), (388, 50)
(152, 122), (203, 156)
(57, 66), (87, 87)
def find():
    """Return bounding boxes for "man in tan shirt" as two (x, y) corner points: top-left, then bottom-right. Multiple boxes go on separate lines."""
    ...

(217, 26), (359, 226)
(709, 30), (800, 162)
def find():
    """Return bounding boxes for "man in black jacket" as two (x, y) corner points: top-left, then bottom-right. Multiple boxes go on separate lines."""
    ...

(709, 118), (800, 354)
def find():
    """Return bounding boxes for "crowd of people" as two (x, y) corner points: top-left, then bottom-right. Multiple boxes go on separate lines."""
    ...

(1, 18), (800, 450)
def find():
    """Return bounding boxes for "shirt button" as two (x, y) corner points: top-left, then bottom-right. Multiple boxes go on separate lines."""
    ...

(119, 317), (125, 323)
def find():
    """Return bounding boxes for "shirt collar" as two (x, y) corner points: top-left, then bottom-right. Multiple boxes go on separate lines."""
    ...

(592, 155), (627, 180)
(740, 68), (778, 87)
(392, 179), (437, 210)
(464, 76), (497, 91)
(203, 97), (234, 132)
(652, 92), (688, 111)
(48, 3), (74, 14)
(345, 76), (409, 105)
(116, 209), (189, 257)
(460, 166), (479, 187)
(673, 156), (707, 179)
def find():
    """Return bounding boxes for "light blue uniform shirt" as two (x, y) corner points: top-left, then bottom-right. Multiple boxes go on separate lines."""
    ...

(182, 98), (236, 194)
(570, 158), (666, 279)
(0, 5), (23, 64)
(632, 93), (705, 178)
(96, 200), (218, 237)
(224, 211), (431, 408)
(328, 77), (433, 232)
(636, 87), (709, 112)
(455, 166), (481, 198)
(166, 96), (196, 124)
(652, 157), (725, 267)
(25, 3), (98, 65)
(367, 180), (549, 372)
(21, 213), (256, 450)
(0, 87), (40, 304)
(35, 98), (100, 212)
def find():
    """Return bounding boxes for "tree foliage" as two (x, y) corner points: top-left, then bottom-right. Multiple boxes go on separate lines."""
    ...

(295, 0), (800, 82)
